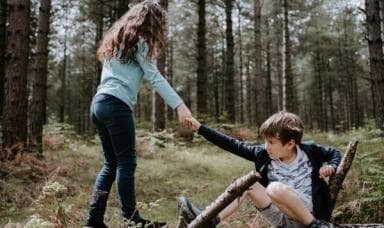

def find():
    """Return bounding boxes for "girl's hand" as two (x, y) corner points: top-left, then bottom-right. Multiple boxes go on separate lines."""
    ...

(176, 103), (192, 123)
(184, 117), (201, 132)
(319, 165), (335, 179)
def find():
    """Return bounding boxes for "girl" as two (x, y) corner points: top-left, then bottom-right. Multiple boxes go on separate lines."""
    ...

(85, 1), (191, 227)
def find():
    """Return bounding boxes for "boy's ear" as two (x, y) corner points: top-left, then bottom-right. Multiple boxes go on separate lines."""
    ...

(287, 139), (296, 150)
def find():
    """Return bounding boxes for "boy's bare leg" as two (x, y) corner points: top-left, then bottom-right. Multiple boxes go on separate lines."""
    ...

(266, 182), (314, 225)
(218, 183), (271, 221)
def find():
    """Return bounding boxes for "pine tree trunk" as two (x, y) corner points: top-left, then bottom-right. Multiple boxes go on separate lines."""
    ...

(224, 0), (235, 122)
(29, 0), (51, 154)
(236, 1), (244, 124)
(281, 0), (294, 112)
(152, 0), (167, 131)
(2, 0), (30, 152)
(254, 0), (263, 126)
(167, 39), (174, 121)
(0, 0), (6, 119)
(366, 0), (384, 131)
(116, 0), (129, 20)
(196, 0), (207, 118)
(265, 19), (273, 117)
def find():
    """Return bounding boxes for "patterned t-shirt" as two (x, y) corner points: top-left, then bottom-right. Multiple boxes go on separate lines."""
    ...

(267, 146), (313, 212)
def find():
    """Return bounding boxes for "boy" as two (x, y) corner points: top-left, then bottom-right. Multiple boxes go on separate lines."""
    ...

(179, 111), (341, 228)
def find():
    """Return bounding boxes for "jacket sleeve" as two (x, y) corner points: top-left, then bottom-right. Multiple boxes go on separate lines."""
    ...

(198, 125), (264, 162)
(316, 144), (342, 169)
(135, 38), (183, 110)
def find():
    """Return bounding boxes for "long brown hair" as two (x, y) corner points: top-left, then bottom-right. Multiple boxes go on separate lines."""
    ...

(97, 0), (167, 63)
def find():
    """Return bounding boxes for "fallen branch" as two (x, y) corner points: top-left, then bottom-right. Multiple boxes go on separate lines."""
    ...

(184, 170), (261, 228)
(329, 141), (359, 203)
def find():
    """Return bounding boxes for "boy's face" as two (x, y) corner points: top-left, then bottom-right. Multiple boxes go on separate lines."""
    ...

(264, 137), (296, 160)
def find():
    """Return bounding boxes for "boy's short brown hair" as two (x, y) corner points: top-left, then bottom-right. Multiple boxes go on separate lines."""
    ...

(259, 111), (304, 145)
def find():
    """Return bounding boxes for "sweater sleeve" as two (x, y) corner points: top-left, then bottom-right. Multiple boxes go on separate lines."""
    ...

(135, 38), (183, 110)
(198, 125), (265, 162)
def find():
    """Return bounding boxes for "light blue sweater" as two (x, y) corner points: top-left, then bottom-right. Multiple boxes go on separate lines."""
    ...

(96, 38), (183, 111)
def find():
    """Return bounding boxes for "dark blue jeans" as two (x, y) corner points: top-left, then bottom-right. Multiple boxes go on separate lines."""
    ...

(87, 94), (141, 224)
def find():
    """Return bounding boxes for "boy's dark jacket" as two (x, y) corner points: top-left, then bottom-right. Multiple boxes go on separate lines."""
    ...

(198, 125), (342, 221)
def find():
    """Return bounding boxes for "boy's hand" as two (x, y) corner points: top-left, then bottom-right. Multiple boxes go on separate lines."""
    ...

(319, 165), (335, 179)
(183, 117), (201, 132)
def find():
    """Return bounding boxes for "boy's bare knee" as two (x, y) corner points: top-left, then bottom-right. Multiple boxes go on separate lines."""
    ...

(266, 182), (289, 202)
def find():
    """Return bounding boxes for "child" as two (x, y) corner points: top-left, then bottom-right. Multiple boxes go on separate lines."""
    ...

(85, 1), (191, 228)
(179, 111), (341, 228)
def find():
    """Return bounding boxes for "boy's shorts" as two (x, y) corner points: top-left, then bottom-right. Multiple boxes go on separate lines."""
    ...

(257, 203), (306, 228)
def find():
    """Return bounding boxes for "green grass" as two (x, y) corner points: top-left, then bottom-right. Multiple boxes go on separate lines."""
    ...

(1, 124), (383, 227)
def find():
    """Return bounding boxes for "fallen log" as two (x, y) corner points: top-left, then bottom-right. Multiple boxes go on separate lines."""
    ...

(177, 170), (261, 228)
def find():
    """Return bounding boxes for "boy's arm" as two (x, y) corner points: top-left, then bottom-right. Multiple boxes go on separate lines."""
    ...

(198, 125), (264, 162)
(318, 145), (342, 170)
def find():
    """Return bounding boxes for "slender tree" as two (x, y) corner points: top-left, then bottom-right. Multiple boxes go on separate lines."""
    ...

(254, 0), (263, 125)
(236, 0), (244, 123)
(281, 0), (294, 112)
(29, 0), (52, 154)
(152, 0), (167, 131)
(224, 0), (235, 122)
(0, 0), (6, 119)
(265, 18), (273, 117)
(116, 0), (129, 20)
(2, 0), (30, 151)
(366, 0), (384, 131)
(196, 0), (208, 118)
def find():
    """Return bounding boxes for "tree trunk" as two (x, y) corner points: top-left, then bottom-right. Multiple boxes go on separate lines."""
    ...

(236, 1), (244, 123)
(0, 0), (6, 120)
(366, 0), (384, 131)
(2, 0), (30, 152)
(265, 19), (273, 117)
(116, 0), (129, 20)
(196, 0), (207, 118)
(167, 38), (174, 121)
(254, 0), (263, 126)
(281, 0), (294, 112)
(224, 0), (235, 122)
(152, 0), (167, 131)
(29, 0), (51, 154)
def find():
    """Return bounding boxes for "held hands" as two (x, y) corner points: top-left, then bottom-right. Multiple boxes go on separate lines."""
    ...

(176, 103), (192, 123)
(183, 117), (201, 132)
(319, 165), (335, 179)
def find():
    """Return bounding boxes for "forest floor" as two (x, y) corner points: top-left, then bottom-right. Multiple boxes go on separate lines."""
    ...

(0, 122), (383, 227)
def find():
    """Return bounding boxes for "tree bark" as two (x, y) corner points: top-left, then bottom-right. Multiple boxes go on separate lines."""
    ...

(116, 0), (129, 20)
(366, 0), (384, 131)
(236, 0), (244, 123)
(196, 0), (208, 118)
(0, 0), (6, 119)
(29, 0), (51, 154)
(254, 0), (263, 126)
(224, 0), (235, 123)
(152, 0), (167, 131)
(2, 0), (30, 151)
(265, 19), (273, 117)
(281, 0), (294, 112)
(177, 171), (262, 228)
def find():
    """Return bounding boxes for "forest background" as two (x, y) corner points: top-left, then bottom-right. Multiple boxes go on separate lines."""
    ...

(0, 0), (383, 227)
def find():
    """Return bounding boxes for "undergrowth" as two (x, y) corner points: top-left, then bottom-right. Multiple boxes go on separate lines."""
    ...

(0, 123), (383, 227)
